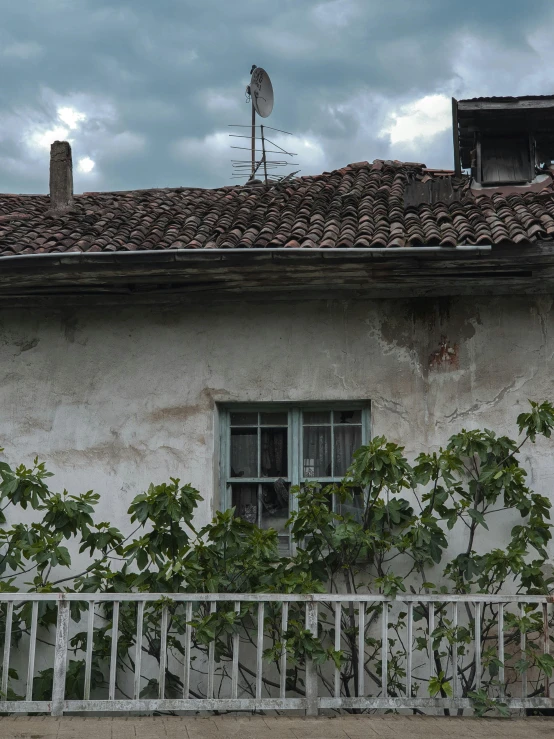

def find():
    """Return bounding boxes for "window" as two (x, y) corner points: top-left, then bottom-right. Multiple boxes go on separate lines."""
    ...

(220, 404), (370, 551)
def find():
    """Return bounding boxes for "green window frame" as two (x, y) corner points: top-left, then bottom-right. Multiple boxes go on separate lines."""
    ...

(219, 403), (370, 551)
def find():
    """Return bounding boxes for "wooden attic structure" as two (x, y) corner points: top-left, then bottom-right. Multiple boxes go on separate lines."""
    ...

(453, 95), (554, 185)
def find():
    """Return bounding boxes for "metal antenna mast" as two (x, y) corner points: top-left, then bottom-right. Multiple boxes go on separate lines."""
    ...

(230, 65), (299, 184)
(250, 64), (256, 178)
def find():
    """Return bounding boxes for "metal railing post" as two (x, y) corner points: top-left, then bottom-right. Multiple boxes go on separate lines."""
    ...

(51, 597), (70, 716)
(0, 591), (551, 716)
(305, 601), (319, 716)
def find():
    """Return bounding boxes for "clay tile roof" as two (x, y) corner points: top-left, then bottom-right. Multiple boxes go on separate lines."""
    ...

(1, 159), (554, 258)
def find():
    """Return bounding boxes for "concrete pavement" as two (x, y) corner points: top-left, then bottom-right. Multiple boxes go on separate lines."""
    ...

(0, 715), (553, 738)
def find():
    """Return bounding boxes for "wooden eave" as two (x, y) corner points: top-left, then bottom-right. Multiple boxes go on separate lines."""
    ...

(0, 245), (554, 305)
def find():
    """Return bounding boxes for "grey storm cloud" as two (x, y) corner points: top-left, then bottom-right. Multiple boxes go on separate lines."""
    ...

(0, 0), (553, 193)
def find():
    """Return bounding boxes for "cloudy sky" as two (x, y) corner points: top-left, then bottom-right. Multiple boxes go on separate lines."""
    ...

(1, 0), (553, 193)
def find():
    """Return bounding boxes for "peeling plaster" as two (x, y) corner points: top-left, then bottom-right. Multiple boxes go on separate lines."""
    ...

(428, 336), (459, 371)
(0, 296), (553, 557)
(13, 337), (39, 355)
(147, 405), (204, 424)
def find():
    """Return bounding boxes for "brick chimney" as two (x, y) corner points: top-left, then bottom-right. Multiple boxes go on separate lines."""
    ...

(49, 140), (73, 210)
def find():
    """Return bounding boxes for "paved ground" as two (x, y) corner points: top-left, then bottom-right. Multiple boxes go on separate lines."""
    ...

(0, 716), (553, 739)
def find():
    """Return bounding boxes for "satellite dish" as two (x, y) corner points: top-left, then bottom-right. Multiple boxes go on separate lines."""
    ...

(250, 67), (274, 118)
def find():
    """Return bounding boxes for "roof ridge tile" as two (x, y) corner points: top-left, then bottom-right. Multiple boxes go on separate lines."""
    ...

(0, 159), (553, 256)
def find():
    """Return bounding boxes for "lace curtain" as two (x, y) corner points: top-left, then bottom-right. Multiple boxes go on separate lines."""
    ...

(303, 424), (360, 477)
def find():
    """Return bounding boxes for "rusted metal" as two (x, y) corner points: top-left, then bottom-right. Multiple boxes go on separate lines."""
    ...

(403, 176), (464, 207)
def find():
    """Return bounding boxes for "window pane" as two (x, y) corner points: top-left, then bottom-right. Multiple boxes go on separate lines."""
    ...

(303, 411), (331, 425)
(261, 428), (288, 477)
(230, 428), (257, 477)
(260, 411), (288, 426)
(261, 481), (289, 533)
(334, 425), (362, 477)
(231, 483), (258, 524)
(334, 409), (362, 425)
(340, 488), (364, 522)
(230, 412), (258, 426)
(303, 426), (332, 477)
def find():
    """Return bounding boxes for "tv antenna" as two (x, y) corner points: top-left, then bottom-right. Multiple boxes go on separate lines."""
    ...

(249, 65), (273, 173)
(229, 65), (299, 184)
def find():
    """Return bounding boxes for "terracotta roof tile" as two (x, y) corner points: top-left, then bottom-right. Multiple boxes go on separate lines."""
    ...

(2, 160), (554, 258)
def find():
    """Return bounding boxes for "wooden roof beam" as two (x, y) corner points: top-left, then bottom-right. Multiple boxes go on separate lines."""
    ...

(458, 98), (554, 112)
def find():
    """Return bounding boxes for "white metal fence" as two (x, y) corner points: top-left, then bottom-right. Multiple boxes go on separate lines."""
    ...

(0, 592), (552, 716)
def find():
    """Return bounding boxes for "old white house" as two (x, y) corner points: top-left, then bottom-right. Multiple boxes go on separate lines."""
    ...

(1, 95), (554, 558)
(1, 93), (554, 718)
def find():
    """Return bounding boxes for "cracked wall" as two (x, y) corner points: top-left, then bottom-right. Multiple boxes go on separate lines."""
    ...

(0, 294), (553, 565)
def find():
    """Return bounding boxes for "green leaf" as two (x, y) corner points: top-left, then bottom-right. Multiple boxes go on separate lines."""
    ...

(136, 548), (148, 571)
(428, 672), (452, 697)
(468, 509), (489, 530)
(535, 653), (554, 677)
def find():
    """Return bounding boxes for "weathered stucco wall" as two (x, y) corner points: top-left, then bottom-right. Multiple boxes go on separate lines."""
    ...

(0, 294), (553, 563)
